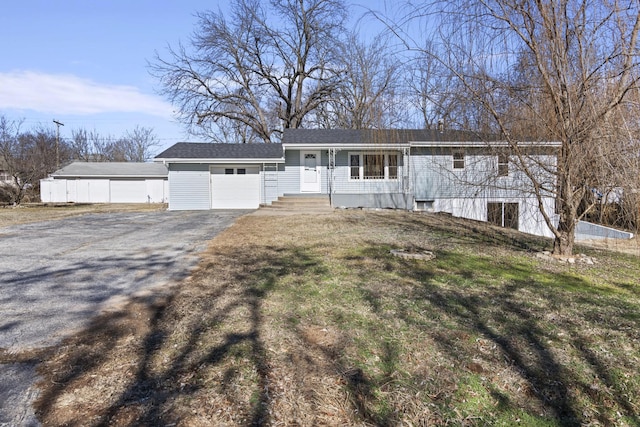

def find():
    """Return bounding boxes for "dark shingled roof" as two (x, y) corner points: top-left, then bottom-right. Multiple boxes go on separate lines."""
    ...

(282, 129), (499, 144)
(155, 142), (284, 159)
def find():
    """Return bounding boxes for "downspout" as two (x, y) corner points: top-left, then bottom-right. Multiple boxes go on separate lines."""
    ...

(328, 148), (336, 207)
(404, 146), (412, 210)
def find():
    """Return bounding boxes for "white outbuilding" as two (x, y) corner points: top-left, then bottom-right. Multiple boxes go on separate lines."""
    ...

(40, 162), (168, 204)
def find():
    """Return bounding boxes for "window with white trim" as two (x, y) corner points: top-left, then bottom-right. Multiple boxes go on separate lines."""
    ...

(388, 154), (398, 179)
(497, 153), (509, 176)
(364, 154), (384, 179)
(487, 202), (519, 230)
(349, 152), (399, 180)
(350, 154), (360, 179)
(453, 151), (465, 169)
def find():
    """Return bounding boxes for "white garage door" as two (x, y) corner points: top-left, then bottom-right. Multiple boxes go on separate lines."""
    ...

(211, 166), (260, 209)
(110, 180), (146, 203)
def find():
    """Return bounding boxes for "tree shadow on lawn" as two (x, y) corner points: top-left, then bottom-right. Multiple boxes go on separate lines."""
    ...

(403, 251), (640, 426)
(32, 211), (640, 426)
(34, 244), (326, 426)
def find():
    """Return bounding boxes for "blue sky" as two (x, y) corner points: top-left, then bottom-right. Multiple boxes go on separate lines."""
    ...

(0, 0), (392, 155)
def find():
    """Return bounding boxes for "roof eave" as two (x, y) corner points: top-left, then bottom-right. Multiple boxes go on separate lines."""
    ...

(409, 140), (562, 147)
(153, 157), (285, 164)
(51, 174), (168, 178)
(283, 143), (411, 150)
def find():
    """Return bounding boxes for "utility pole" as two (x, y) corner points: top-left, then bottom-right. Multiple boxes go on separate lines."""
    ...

(53, 119), (64, 169)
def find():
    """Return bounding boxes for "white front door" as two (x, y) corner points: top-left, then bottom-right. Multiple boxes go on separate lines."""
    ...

(300, 151), (321, 192)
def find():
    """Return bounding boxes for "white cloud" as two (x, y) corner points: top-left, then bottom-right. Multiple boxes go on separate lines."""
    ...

(0, 70), (173, 118)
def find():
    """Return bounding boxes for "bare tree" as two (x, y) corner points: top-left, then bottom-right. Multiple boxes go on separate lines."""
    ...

(152, 0), (347, 143)
(70, 126), (159, 162)
(0, 116), (23, 203)
(395, 0), (640, 255)
(405, 41), (462, 129)
(313, 32), (404, 129)
(119, 126), (160, 162)
(0, 116), (65, 204)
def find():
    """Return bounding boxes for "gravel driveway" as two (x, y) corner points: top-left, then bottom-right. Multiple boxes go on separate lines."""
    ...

(0, 209), (247, 426)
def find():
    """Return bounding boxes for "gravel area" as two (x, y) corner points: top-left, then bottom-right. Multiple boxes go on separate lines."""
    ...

(0, 209), (248, 426)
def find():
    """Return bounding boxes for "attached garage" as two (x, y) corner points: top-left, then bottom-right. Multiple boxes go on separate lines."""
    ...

(41, 162), (168, 204)
(155, 143), (284, 211)
(211, 166), (260, 209)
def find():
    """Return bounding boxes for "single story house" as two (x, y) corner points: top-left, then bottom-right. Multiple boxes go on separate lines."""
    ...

(40, 162), (168, 204)
(154, 129), (560, 238)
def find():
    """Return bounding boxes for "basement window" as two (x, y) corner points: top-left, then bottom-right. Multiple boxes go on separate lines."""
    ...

(487, 202), (519, 230)
(415, 200), (434, 211)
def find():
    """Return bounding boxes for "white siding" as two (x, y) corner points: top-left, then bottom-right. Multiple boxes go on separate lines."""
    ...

(146, 179), (167, 203)
(280, 150), (303, 194)
(432, 197), (555, 238)
(67, 180), (77, 202)
(41, 177), (168, 204)
(40, 178), (66, 203)
(110, 180), (146, 203)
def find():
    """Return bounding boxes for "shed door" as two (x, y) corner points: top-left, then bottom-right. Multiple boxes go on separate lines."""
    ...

(76, 179), (109, 203)
(211, 166), (260, 209)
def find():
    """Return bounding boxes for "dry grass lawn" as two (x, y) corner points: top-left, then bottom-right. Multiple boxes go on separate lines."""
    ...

(8, 209), (639, 426)
(0, 203), (167, 228)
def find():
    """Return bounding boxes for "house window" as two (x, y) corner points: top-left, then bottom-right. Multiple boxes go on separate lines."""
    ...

(388, 154), (398, 179)
(487, 202), (519, 230)
(349, 152), (399, 180)
(453, 151), (465, 169)
(415, 200), (434, 211)
(350, 154), (360, 179)
(498, 153), (509, 176)
(225, 168), (234, 175)
(364, 154), (384, 179)
(237, 168), (246, 175)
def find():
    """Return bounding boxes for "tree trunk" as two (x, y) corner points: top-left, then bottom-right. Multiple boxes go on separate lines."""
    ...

(553, 159), (580, 256)
(553, 229), (574, 256)
(553, 200), (577, 256)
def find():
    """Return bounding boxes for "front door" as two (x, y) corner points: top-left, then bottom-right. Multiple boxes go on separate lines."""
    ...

(300, 151), (321, 192)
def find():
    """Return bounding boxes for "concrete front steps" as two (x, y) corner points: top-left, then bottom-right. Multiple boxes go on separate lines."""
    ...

(258, 194), (333, 214)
